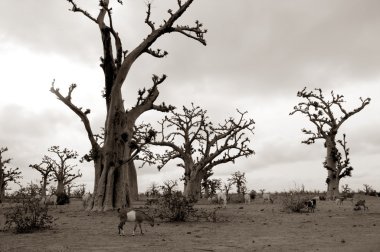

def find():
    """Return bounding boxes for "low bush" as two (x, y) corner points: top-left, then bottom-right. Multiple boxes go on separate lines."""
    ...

(282, 193), (308, 213)
(148, 191), (197, 222)
(3, 198), (54, 233)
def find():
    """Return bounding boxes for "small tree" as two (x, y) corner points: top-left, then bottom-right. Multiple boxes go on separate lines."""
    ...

(30, 156), (55, 197)
(146, 182), (161, 197)
(223, 181), (233, 199)
(290, 87), (370, 199)
(161, 180), (178, 195)
(0, 147), (22, 203)
(228, 171), (247, 195)
(46, 146), (82, 196)
(363, 184), (373, 195)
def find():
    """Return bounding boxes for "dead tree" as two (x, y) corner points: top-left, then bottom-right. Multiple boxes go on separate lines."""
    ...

(46, 146), (82, 196)
(51, 0), (206, 211)
(161, 180), (178, 195)
(0, 147), (22, 203)
(290, 87), (370, 199)
(150, 104), (254, 200)
(228, 171), (246, 195)
(30, 156), (56, 197)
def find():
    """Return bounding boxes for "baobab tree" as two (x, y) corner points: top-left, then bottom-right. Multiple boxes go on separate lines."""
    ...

(45, 146), (82, 196)
(228, 171), (247, 195)
(0, 147), (22, 203)
(30, 156), (55, 197)
(290, 87), (370, 199)
(51, 0), (207, 211)
(150, 104), (255, 200)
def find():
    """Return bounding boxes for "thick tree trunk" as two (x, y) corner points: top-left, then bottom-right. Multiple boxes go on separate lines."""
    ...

(325, 136), (339, 199)
(57, 180), (65, 195)
(128, 160), (139, 201)
(183, 171), (203, 200)
(91, 96), (132, 211)
(327, 174), (340, 199)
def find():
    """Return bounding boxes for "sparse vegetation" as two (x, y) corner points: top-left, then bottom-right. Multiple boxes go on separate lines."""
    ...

(3, 198), (54, 233)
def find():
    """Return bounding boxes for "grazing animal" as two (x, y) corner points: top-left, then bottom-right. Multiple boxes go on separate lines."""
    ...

(82, 192), (92, 209)
(217, 192), (227, 208)
(305, 199), (317, 212)
(354, 200), (368, 211)
(336, 197), (344, 205)
(41, 195), (57, 208)
(118, 209), (154, 236)
(244, 193), (251, 204)
(262, 193), (273, 203)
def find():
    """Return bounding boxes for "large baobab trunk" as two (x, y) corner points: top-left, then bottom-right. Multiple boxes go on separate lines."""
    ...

(183, 171), (203, 200)
(325, 137), (340, 199)
(93, 98), (130, 211)
(128, 161), (139, 201)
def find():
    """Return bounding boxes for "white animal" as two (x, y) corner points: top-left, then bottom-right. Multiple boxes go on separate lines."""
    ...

(82, 192), (92, 209)
(217, 192), (227, 208)
(244, 193), (251, 204)
(262, 193), (273, 203)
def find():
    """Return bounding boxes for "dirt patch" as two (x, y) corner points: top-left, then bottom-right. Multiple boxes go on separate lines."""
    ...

(1, 196), (380, 251)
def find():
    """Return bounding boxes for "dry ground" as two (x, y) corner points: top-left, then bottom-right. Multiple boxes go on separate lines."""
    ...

(1, 195), (380, 252)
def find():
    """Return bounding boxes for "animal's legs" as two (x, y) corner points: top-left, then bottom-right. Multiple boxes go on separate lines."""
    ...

(132, 223), (137, 236)
(139, 223), (144, 235)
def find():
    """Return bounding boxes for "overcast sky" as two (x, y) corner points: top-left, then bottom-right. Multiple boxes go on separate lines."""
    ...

(1, 0), (379, 194)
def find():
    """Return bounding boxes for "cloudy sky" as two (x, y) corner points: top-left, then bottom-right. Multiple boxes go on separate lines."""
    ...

(1, 0), (379, 194)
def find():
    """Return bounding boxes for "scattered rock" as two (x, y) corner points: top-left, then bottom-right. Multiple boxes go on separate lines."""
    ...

(260, 209), (264, 212)
(252, 240), (255, 243)
(239, 206), (244, 209)
(162, 239), (166, 241)
(187, 232), (191, 234)
(341, 239), (346, 243)
(373, 224), (376, 226)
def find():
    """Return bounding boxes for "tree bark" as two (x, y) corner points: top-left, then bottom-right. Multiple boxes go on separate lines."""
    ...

(128, 160), (139, 201)
(183, 170), (203, 200)
(325, 137), (339, 199)
(57, 180), (65, 195)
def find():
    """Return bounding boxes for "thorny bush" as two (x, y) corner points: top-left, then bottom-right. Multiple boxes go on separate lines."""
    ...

(282, 192), (309, 213)
(3, 197), (54, 233)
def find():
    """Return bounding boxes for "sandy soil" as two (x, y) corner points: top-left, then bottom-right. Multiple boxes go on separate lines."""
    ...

(1, 196), (380, 252)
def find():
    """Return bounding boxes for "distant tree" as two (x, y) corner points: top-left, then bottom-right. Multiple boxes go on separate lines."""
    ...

(0, 147), (22, 203)
(45, 146), (82, 195)
(51, 0), (207, 211)
(290, 87), (370, 199)
(223, 181), (233, 199)
(228, 171), (247, 195)
(146, 182), (161, 197)
(150, 104), (254, 200)
(30, 156), (55, 197)
(363, 184), (373, 195)
(161, 180), (178, 195)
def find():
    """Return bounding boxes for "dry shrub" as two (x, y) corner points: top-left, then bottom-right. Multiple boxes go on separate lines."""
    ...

(282, 193), (308, 213)
(3, 198), (54, 233)
(149, 191), (196, 222)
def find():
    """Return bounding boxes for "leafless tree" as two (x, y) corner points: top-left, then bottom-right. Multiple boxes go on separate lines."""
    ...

(51, 0), (207, 211)
(161, 180), (178, 195)
(30, 156), (55, 197)
(223, 181), (233, 199)
(150, 104), (254, 200)
(228, 171), (247, 195)
(290, 87), (370, 199)
(363, 184), (373, 195)
(45, 146), (82, 196)
(0, 147), (22, 203)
